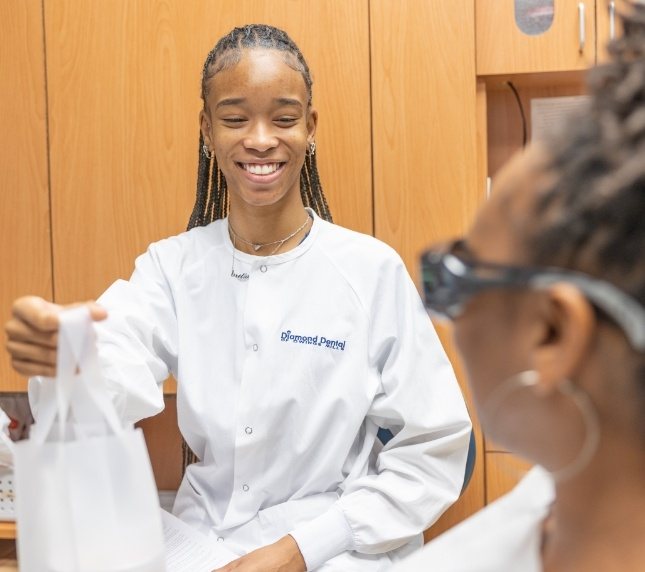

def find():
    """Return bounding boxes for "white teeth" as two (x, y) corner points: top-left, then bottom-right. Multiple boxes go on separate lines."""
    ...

(244, 163), (280, 175)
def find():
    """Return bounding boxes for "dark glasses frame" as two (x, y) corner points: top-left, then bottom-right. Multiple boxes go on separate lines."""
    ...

(420, 240), (645, 352)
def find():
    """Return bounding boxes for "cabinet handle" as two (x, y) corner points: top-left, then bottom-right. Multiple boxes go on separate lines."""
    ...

(578, 3), (586, 54)
(609, 1), (616, 40)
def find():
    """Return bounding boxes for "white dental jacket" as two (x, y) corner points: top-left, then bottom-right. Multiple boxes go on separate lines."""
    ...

(31, 210), (471, 570)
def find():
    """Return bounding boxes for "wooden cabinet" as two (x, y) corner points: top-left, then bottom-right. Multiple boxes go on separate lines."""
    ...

(486, 452), (533, 503)
(477, 0), (597, 75)
(476, 1), (616, 500)
(0, 0), (53, 392)
(44, 0), (372, 307)
(4, 0), (562, 541)
(371, 0), (485, 538)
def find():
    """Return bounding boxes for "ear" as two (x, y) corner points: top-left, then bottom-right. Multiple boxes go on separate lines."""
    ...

(531, 283), (596, 394)
(307, 107), (318, 143)
(200, 110), (212, 149)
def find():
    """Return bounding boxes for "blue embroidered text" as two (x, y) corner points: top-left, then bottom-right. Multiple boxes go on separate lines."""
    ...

(280, 330), (346, 351)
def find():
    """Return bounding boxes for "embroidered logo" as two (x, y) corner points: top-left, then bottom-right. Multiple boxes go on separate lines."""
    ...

(280, 330), (346, 351)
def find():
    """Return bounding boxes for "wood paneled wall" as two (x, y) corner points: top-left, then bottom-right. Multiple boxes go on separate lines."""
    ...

(44, 0), (372, 305)
(0, 0), (52, 392)
(371, 0), (484, 538)
(2, 0), (485, 534)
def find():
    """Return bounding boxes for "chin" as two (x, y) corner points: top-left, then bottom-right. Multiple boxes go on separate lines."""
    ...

(238, 191), (286, 209)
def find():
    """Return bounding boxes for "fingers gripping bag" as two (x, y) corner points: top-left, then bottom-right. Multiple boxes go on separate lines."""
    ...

(14, 307), (166, 572)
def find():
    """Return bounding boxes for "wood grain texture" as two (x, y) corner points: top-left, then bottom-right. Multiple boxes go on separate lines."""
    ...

(371, 0), (481, 281)
(424, 325), (485, 539)
(44, 0), (372, 305)
(485, 451), (533, 503)
(477, 0), (596, 75)
(0, 0), (52, 391)
(371, 0), (484, 530)
(137, 396), (182, 490)
(43, 0), (371, 489)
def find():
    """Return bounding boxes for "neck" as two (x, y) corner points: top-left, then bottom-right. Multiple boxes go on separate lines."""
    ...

(542, 438), (645, 571)
(228, 201), (311, 255)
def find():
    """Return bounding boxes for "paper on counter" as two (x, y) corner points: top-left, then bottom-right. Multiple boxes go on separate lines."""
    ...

(162, 509), (238, 572)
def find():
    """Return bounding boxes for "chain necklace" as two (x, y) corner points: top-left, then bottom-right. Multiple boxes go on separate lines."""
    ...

(228, 215), (310, 255)
(229, 214), (311, 281)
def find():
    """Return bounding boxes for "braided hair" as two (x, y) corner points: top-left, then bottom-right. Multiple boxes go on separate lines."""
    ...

(186, 24), (333, 230)
(526, 4), (645, 424)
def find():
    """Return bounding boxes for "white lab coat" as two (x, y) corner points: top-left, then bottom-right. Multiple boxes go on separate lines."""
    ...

(30, 210), (471, 570)
(392, 466), (554, 572)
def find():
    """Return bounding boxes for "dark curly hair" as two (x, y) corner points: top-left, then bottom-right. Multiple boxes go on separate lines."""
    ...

(526, 3), (645, 425)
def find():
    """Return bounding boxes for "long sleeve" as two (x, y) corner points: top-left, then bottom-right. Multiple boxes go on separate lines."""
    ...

(29, 241), (180, 426)
(290, 258), (471, 570)
(94, 241), (179, 424)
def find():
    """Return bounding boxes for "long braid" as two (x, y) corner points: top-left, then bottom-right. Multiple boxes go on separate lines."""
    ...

(183, 24), (332, 471)
(526, 3), (645, 431)
(187, 133), (211, 229)
(306, 146), (332, 221)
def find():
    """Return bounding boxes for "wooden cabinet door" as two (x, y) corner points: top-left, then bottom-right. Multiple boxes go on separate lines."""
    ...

(477, 0), (596, 75)
(596, 0), (629, 62)
(44, 0), (372, 308)
(486, 452), (533, 503)
(0, 0), (52, 391)
(371, 0), (485, 537)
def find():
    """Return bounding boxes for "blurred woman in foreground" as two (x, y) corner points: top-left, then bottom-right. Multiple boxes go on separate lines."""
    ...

(395, 4), (645, 571)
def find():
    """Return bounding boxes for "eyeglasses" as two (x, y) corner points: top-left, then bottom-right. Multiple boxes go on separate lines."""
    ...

(420, 240), (645, 352)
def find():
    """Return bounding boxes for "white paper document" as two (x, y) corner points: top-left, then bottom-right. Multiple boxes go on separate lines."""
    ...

(162, 510), (238, 572)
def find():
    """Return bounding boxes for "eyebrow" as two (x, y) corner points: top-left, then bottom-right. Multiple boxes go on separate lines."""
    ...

(275, 98), (303, 109)
(215, 98), (246, 109)
(214, 97), (304, 110)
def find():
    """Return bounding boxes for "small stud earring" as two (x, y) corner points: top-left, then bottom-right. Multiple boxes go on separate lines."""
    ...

(202, 144), (213, 160)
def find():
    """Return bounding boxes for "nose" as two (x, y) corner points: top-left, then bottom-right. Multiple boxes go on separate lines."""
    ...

(243, 121), (278, 153)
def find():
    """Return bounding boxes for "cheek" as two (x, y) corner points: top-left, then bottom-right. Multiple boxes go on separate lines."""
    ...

(454, 303), (528, 408)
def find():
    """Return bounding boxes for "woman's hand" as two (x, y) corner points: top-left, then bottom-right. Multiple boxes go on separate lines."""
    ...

(213, 535), (306, 572)
(5, 296), (107, 377)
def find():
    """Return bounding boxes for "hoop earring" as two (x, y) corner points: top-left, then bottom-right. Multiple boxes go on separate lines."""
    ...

(307, 140), (316, 157)
(482, 370), (600, 483)
(202, 144), (213, 160)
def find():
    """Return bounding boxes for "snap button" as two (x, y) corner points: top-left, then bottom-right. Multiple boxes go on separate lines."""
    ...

(242, 484), (250, 492)
(252, 344), (259, 352)
(217, 537), (224, 542)
(245, 426), (253, 435)
(260, 265), (267, 273)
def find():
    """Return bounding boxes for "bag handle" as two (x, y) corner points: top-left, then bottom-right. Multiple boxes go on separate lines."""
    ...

(31, 307), (123, 444)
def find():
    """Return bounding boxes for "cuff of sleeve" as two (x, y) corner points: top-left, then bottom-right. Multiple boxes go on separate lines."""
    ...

(289, 504), (355, 571)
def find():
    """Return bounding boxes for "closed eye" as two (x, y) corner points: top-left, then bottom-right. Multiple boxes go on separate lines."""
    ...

(275, 117), (298, 126)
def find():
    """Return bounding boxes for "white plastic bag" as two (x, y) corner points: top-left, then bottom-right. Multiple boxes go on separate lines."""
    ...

(14, 307), (166, 572)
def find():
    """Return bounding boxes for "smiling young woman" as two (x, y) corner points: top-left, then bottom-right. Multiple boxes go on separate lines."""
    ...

(5, 24), (471, 572)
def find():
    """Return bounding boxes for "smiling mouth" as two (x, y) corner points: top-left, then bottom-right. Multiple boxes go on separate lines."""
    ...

(237, 162), (286, 175)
